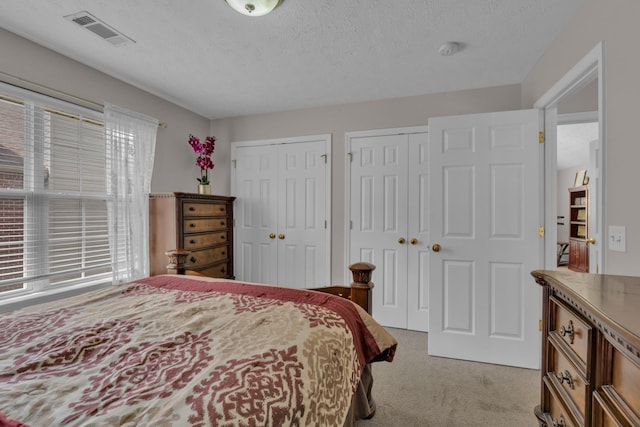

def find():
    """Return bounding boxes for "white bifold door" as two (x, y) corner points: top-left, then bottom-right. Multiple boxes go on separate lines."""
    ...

(348, 128), (430, 332)
(427, 110), (543, 369)
(232, 136), (331, 288)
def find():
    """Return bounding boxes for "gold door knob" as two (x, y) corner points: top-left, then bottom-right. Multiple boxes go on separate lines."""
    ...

(432, 243), (441, 252)
(398, 237), (406, 244)
(269, 233), (276, 239)
(410, 238), (418, 245)
(586, 237), (596, 244)
(278, 233), (285, 240)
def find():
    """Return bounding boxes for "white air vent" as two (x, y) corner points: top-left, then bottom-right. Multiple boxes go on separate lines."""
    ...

(64, 11), (135, 47)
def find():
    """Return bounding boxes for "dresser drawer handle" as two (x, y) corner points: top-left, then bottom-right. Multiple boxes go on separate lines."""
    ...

(220, 268), (225, 273)
(189, 207), (195, 212)
(555, 370), (575, 389)
(189, 223), (196, 228)
(552, 415), (566, 427)
(220, 235), (225, 240)
(189, 239), (196, 244)
(190, 257), (196, 263)
(559, 320), (575, 344)
(220, 221), (225, 226)
(221, 251), (225, 256)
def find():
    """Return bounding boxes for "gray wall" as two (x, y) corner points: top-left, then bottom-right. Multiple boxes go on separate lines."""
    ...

(0, 28), (213, 195)
(8, 0), (640, 282)
(212, 86), (523, 284)
(521, 0), (640, 275)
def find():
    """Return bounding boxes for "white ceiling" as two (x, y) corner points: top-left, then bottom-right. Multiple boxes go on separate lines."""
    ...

(557, 122), (599, 171)
(0, 0), (582, 120)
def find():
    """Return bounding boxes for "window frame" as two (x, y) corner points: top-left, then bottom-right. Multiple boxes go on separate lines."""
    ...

(0, 83), (113, 306)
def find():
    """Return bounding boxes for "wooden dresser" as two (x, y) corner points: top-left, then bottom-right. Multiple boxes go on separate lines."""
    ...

(532, 270), (640, 426)
(149, 193), (235, 278)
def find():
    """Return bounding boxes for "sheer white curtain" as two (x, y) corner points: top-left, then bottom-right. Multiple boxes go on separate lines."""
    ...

(104, 103), (158, 284)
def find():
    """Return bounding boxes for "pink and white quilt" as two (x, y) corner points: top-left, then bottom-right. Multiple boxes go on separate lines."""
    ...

(0, 275), (396, 426)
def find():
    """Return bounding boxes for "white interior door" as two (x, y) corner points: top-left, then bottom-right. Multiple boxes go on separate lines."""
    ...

(277, 141), (329, 288)
(407, 133), (430, 331)
(232, 136), (331, 286)
(233, 145), (278, 284)
(350, 134), (409, 328)
(428, 110), (542, 369)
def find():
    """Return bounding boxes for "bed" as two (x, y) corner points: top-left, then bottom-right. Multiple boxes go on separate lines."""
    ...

(0, 264), (396, 426)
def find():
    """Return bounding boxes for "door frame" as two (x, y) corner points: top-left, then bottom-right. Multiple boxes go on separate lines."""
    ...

(534, 41), (606, 272)
(230, 134), (333, 284)
(344, 125), (428, 285)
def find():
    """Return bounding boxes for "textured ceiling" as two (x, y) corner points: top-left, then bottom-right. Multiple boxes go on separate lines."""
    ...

(0, 0), (582, 119)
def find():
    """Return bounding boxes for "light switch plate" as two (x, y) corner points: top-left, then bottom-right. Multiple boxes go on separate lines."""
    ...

(608, 225), (626, 252)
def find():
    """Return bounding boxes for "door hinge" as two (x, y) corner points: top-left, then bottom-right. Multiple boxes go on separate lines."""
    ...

(539, 131), (544, 144)
(232, 159), (237, 168)
(539, 319), (542, 331)
(321, 154), (327, 164)
(350, 220), (353, 230)
(347, 152), (353, 162)
(233, 218), (236, 227)
(324, 220), (327, 229)
(538, 226), (544, 238)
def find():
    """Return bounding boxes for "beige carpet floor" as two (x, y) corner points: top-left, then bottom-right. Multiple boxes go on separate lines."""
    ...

(355, 328), (540, 427)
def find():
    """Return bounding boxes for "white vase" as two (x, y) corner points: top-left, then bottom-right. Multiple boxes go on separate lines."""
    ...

(198, 184), (211, 194)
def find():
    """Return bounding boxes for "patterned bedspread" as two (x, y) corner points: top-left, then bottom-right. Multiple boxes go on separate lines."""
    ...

(0, 275), (396, 426)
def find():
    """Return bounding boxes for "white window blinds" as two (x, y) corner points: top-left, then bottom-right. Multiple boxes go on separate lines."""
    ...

(0, 84), (112, 296)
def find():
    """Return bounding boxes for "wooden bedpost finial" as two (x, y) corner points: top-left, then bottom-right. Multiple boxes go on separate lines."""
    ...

(349, 262), (376, 286)
(348, 262), (375, 315)
(165, 248), (190, 275)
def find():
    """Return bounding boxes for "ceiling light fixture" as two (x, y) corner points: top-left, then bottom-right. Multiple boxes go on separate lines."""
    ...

(225, 0), (282, 17)
(439, 42), (460, 57)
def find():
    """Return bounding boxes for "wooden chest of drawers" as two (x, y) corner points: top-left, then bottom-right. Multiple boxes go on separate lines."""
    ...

(149, 193), (235, 279)
(532, 270), (640, 426)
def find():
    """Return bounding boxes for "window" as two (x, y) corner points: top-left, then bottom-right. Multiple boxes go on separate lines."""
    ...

(0, 88), (112, 298)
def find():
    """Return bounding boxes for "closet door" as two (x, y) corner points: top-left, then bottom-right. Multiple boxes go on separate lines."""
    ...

(277, 141), (329, 288)
(349, 134), (409, 329)
(406, 132), (430, 331)
(233, 145), (278, 284)
(232, 136), (331, 287)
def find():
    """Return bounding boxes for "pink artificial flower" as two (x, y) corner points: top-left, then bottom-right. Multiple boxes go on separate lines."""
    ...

(188, 134), (215, 185)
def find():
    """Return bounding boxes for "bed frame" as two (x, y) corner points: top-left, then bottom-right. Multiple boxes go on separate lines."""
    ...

(165, 249), (375, 315)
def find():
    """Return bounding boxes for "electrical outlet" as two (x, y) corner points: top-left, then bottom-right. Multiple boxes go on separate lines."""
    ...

(608, 225), (626, 252)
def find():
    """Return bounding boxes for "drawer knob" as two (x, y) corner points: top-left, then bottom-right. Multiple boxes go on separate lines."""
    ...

(189, 223), (196, 228)
(190, 257), (196, 263)
(559, 320), (575, 344)
(555, 370), (575, 390)
(220, 221), (225, 226)
(189, 207), (195, 211)
(190, 239), (196, 244)
(552, 415), (566, 427)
